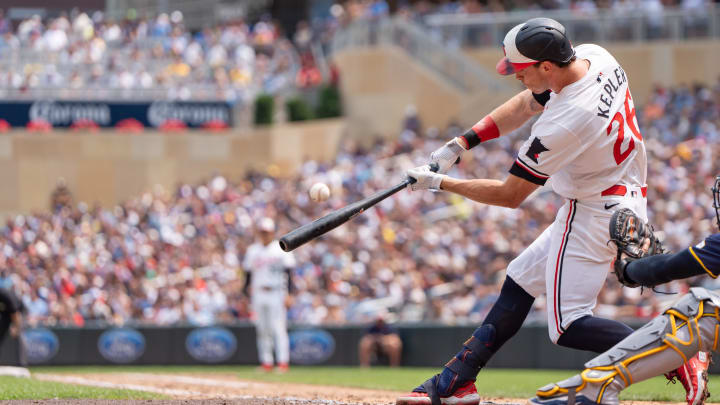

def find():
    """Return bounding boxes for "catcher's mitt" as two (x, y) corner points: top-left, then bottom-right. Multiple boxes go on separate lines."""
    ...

(608, 208), (664, 287)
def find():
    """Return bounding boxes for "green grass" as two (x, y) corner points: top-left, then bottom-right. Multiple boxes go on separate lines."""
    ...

(0, 375), (163, 400)
(29, 365), (714, 401)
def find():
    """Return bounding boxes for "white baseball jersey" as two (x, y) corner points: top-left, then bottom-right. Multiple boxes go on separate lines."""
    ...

(511, 44), (647, 200)
(243, 240), (295, 367)
(243, 241), (296, 292)
(506, 44), (649, 343)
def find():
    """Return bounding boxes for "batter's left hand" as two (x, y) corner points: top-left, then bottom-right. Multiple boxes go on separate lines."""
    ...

(406, 165), (446, 191)
(430, 137), (466, 174)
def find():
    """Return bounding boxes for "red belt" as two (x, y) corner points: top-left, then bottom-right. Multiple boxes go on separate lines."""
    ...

(601, 184), (647, 197)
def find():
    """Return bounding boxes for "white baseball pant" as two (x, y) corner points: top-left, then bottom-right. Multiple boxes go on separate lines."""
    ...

(507, 185), (647, 342)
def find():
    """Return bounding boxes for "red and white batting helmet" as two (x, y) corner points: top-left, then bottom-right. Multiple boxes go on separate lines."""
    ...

(496, 17), (576, 76)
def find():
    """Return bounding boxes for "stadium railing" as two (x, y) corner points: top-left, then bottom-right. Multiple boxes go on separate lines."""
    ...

(424, 5), (720, 48)
(331, 17), (513, 94)
(104, 0), (272, 29)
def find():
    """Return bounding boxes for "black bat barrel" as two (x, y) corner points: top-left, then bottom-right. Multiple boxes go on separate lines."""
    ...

(278, 163), (437, 252)
(278, 180), (409, 251)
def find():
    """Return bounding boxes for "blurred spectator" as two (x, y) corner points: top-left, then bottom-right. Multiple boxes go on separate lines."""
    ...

(0, 79), (718, 328)
(0, 9), (326, 103)
(358, 312), (402, 367)
(49, 178), (73, 212)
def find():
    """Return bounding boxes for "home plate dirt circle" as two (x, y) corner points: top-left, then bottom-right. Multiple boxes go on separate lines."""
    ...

(23, 372), (703, 405)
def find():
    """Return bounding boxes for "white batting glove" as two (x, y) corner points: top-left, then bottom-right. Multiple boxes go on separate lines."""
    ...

(406, 165), (446, 191)
(430, 137), (467, 174)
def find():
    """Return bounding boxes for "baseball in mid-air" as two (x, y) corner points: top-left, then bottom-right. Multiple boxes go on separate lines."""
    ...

(309, 182), (331, 202)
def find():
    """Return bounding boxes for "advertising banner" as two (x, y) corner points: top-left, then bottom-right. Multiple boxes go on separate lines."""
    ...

(0, 100), (233, 128)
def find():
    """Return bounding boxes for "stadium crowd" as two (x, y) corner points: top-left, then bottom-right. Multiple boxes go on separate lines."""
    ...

(319, 0), (716, 48)
(325, 0), (714, 22)
(0, 79), (718, 328)
(0, 8), (326, 102)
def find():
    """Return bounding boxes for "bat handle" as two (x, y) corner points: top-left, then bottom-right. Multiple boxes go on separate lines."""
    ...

(407, 162), (440, 184)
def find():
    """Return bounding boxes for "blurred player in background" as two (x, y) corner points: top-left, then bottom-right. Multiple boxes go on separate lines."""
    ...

(0, 287), (25, 367)
(358, 312), (403, 368)
(243, 217), (296, 373)
(530, 174), (720, 405)
(397, 17), (706, 405)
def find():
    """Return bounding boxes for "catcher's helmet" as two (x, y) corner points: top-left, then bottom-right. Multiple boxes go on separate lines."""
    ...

(496, 18), (575, 75)
(712, 175), (720, 229)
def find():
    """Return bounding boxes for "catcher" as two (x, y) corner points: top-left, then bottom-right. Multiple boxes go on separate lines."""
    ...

(530, 174), (720, 405)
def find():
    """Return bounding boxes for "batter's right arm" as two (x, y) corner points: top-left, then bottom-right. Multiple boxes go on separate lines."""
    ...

(431, 90), (544, 173)
(488, 89), (545, 134)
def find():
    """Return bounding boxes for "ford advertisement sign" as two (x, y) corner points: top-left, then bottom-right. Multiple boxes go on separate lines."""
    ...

(185, 327), (237, 363)
(289, 329), (335, 365)
(0, 100), (232, 128)
(98, 328), (145, 363)
(22, 328), (59, 364)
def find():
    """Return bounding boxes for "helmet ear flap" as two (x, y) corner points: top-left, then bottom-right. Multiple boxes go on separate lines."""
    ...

(713, 175), (720, 230)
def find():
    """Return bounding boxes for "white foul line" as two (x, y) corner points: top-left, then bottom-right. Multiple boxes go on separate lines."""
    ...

(33, 373), (211, 397)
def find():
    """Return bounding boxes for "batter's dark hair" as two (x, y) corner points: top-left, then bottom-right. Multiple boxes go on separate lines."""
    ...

(550, 55), (577, 68)
(533, 55), (577, 69)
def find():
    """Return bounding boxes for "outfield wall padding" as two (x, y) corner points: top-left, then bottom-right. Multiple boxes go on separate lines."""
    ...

(6, 323), (714, 372)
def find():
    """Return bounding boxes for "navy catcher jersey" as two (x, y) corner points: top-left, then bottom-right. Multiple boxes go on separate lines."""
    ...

(688, 233), (720, 276)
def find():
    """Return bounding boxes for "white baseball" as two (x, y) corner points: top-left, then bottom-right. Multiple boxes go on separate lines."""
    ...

(309, 182), (331, 202)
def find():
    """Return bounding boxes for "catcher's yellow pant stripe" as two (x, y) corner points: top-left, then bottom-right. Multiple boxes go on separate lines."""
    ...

(596, 377), (614, 403)
(614, 364), (630, 386)
(714, 324), (719, 351)
(695, 319), (703, 349)
(664, 340), (689, 363)
(688, 246), (716, 278)
(666, 319), (694, 347)
(583, 345), (670, 388)
(621, 345), (670, 386)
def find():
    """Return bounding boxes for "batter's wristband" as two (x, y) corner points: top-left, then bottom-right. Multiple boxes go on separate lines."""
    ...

(461, 116), (500, 149)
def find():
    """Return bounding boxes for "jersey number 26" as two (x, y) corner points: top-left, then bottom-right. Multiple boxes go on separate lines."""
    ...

(606, 88), (643, 165)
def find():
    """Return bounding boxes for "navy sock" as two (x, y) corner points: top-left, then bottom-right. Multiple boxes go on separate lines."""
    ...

(556, 315), (633, 353)
(416, 276), (534, 395)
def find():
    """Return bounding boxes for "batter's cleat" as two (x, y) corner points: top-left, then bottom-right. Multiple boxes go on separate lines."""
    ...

(395, 374), (480, 405)
(665, 351), (711, 405)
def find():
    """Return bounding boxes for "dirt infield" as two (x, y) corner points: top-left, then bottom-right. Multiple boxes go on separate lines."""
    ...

(30, 372), (522, 405)
(22, 372), (712, 405)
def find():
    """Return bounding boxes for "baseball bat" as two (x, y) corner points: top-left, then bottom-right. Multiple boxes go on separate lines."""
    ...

(278, 163), (439, 252)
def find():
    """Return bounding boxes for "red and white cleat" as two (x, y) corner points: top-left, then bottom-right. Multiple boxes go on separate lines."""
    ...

(665, 351), (712, 405)
(395, 381), (480, 405)
(256, 363), (273, 373)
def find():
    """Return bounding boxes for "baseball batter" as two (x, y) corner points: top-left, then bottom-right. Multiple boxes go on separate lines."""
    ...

(243, 217), (296, 373)
(530, 175), (720, 405)
(396, 17), (705, 405)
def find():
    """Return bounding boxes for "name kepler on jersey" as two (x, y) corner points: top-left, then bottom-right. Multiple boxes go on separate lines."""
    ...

(596, 66), (627, 118)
